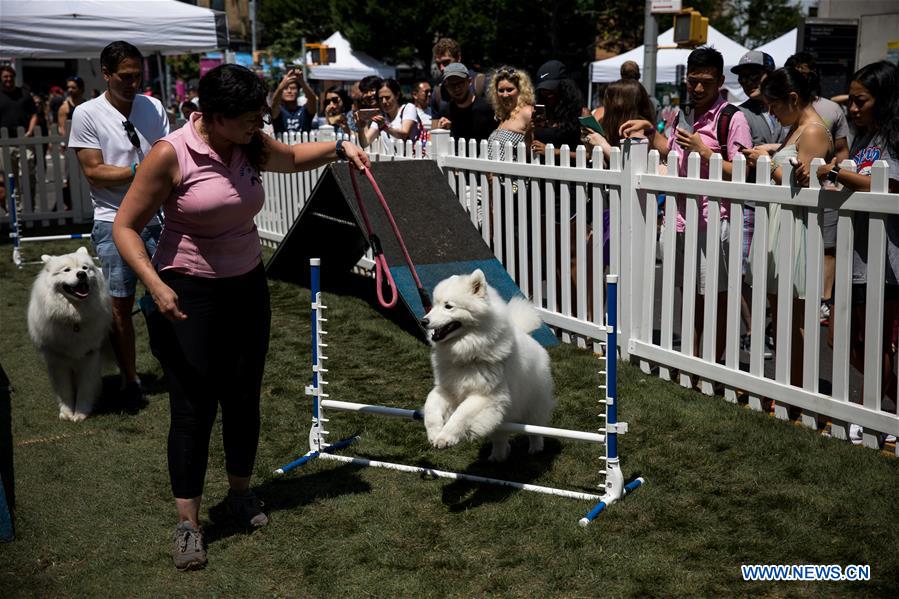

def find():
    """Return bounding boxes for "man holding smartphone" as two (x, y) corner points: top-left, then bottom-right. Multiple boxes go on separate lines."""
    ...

(668, 47), (751, 360)
(622, 47), (752, 360)
(271, 67), (317, 134)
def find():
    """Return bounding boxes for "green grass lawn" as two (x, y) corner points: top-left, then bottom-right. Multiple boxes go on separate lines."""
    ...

(1, 240), (898, 598)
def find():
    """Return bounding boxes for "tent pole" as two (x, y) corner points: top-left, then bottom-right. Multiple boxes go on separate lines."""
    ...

(586, 63), (593, 108)
(156, 52), (169, 108)
(642, 0), (658, 98)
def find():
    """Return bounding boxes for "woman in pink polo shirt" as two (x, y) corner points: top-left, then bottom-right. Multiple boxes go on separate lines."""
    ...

(112, 64), (369, 571)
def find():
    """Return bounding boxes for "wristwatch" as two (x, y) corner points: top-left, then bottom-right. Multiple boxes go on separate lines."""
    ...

(827, 165), (841, 184)
(335, 139), (347, 160)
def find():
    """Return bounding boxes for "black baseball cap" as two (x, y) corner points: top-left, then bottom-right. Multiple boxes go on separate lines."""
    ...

(536, 60), (567, 91)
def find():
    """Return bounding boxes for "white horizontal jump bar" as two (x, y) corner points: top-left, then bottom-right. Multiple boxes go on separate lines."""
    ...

(16, 233), (91, 242)
(319, 453), (602, 501)
(320, 399), (606, 444)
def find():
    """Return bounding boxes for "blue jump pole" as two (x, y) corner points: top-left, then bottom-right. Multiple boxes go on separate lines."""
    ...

(311, 258), (321, 422)
(579, 274), (644, 526)
(274, 258), (361, 475)
(606, 275), (618, 461)
(8, 174), (21, 267)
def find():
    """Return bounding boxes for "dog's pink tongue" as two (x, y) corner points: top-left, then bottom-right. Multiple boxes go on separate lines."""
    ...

(72, 281), (90, 298)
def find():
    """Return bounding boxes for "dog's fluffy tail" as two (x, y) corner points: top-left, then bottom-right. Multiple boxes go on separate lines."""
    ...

(507, 297), (542, 333)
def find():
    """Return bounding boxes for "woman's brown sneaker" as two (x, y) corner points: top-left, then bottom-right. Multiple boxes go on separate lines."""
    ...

(172, 521), (207, 571)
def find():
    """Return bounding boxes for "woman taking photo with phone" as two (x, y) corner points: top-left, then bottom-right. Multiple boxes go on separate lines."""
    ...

(112, 64), (369, 571)
(360, 78), (419, 150)
(530, 60), (583, 162)
(485, 66), (534, 161)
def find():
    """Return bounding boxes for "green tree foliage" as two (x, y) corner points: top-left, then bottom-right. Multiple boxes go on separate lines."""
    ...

(166, 54), (200, 82)
(258, 0), (336, 60)
(256, 0), (800, 78)
(259, 0), (602, 78)
(739, 0), (802, 48)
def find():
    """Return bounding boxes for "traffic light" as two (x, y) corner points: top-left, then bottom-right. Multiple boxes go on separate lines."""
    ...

(306, 44), (337, 65)
(673, 8), (708, 48)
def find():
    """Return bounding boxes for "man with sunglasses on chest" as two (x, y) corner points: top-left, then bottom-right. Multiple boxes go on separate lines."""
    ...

(68, 40), (170, 413)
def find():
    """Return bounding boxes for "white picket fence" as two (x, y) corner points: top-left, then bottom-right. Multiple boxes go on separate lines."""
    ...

(5, 122), (896, 452)
(0, 126), (93, 227)
(260, 126), (899, 453)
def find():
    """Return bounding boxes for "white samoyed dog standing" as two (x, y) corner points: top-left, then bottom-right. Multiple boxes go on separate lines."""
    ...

(420, 269), (555, 462)
(27, 247), (113, 422)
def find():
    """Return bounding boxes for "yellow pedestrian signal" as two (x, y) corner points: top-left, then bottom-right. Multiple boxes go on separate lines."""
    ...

(673, 8), (708, 47)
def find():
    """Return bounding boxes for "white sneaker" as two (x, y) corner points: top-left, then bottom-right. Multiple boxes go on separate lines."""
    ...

(849, 423), (863, 445)
(819, 301), (831, 325)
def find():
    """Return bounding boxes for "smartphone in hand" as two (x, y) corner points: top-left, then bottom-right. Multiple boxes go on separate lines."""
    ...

(533, 104), (546, 121)
(675, 108), (693, 134)
(356, 108), (380, 123)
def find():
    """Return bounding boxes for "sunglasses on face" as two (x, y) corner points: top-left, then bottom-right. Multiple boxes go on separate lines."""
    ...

(737, 71), (764, 82)
(686, 77), (717, 88)
(123, 120), (140, 149)
(326, 96), (341, 105)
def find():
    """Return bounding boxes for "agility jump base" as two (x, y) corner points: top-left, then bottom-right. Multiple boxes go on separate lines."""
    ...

(6, 174), (91, 268)
(274, 259), (643, 526)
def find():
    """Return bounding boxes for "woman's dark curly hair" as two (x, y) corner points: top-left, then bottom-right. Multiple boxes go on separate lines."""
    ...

(851, 60), (899, 158)
(541, 78), (583, 139)
(198, 64), (269, 171)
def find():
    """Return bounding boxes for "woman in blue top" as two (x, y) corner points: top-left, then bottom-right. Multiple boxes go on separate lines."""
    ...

(804, 61), (899, 418)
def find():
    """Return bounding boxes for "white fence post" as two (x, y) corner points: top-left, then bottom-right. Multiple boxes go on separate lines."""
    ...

(430, 129), (451, 169)
(618, 138), (649, 360)
(318, 124), (336, 143)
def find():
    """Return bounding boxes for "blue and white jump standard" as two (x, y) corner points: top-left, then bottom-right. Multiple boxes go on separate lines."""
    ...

(274, 259), (644, 525)
(7, 174), (91, 268)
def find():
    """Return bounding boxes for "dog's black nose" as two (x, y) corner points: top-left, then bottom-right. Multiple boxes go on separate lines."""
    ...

(76, 270), (87, 281)
(419, 318), (429, 328)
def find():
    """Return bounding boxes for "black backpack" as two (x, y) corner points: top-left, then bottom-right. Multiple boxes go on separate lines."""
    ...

(679, 103), (740, 160)
(715, 104), (740, 161)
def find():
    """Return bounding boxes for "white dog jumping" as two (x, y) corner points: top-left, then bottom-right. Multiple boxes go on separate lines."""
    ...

(420, 269), (555, 462)
(27, 247), (112, 421)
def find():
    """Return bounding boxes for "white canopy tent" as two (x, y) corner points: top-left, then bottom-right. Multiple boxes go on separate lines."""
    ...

(305, 32), (395, 81)
(0, 0), (229, 58)
(589, 26), (751, 103)
(753, 28), (797, 67)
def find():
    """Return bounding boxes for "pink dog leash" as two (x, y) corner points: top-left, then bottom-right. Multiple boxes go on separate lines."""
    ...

(348, 164), (432, 312)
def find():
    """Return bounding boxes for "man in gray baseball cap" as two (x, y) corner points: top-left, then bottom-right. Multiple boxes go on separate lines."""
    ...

(732, 50), (781, 146)
(433, 62), (497, 142)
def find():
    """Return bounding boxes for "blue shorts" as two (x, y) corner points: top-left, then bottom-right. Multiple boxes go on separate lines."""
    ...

(91, 220), (161, 298)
